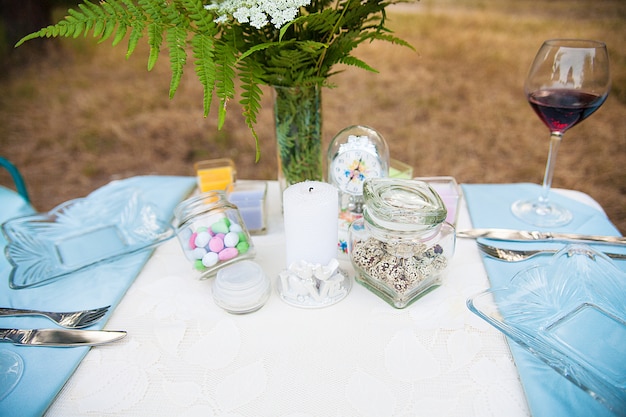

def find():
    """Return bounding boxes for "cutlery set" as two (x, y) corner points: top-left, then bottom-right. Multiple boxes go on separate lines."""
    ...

(0, 306), (126, 347)
(458, 228), (626, 263)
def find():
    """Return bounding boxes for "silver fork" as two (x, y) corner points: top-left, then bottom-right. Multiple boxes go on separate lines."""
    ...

(476, 241), (626, 262)
(0, 305), (110, 328)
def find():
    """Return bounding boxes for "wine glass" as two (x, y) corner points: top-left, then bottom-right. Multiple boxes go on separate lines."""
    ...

(511, 39), (610, 227)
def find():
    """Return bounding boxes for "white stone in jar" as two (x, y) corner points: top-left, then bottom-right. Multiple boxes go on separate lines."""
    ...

(223, 231), (240, 248)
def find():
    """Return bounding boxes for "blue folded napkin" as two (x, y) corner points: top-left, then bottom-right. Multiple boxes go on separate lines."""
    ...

(462, 183), (622, 417)
(0, 175), (196, 416)
(0, 185), (34, 215)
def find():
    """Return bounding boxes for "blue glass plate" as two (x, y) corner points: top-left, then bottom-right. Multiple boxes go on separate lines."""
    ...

(2, 186), (175, 289)
(467, 244), (626, 415)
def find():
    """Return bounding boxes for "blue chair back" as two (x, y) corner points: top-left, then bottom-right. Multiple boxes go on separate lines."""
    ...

(0, 157), (30, 203)
(1, 157), (35, 279)
(1, 157), (35, 224)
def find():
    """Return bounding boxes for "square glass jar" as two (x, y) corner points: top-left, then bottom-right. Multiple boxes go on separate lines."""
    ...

(349, 178), (455, 308)
(174, 191), (255, 278)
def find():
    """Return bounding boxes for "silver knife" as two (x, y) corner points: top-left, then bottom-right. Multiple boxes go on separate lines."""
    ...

(0, 328), (126, 347)
(457, 228), (626, 245)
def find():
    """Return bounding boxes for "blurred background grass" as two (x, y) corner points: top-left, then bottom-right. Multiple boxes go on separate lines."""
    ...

(1, 0), (625, 231)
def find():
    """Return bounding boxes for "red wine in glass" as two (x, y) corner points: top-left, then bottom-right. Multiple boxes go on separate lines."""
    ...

(528, 89), (607, 134)
(512, 39), (611, 227)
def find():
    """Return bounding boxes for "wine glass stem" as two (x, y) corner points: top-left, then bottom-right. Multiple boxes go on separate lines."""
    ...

(539, 132), (563, 204)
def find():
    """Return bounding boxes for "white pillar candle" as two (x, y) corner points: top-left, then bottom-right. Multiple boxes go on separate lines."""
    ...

(283, 181), (338, 267)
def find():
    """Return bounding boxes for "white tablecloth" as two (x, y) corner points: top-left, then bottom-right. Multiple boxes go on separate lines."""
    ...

(46, 181), (534, 417)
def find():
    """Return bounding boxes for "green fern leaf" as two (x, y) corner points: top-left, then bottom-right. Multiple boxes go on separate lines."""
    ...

(120, 0), (143, 19)
(65, 9), (87, 32)
(238, 59), (264, 161)
(15, 31), (45, 47)
(147, 22), (163, 70)
(340, 55), (378, 73)
(93, 19), (105, 37)
(180, 0), (217, 34)
(191, 33), (217, 117)
(127, 20), (146, 59)
(167, 26), (188, 99)
(64, 15), (86, 39)
(102, 1), (131, 46)
(140, 0), (165, 70)
(100, 20), (116, 43)
(214, 41), (237, 129)
(182, 0), (219, 117)
(76, 4), (97, 34)
(238, 41), (279, 61)
(369, 32), (415, 50)
(112, 24), (129, 47)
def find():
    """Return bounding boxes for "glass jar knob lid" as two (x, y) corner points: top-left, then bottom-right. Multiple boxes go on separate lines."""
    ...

(363, 178), (447, 231)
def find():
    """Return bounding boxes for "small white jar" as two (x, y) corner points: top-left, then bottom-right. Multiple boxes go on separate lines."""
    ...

(212, 261), (271, 314)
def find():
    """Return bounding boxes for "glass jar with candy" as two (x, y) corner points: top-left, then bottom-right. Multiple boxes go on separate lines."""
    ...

(174, 191), (255, 278)
(349, 178), (455, 308)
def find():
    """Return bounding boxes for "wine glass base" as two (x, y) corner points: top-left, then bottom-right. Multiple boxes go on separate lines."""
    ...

(0, 349), (24, 401)
(511, 199), (573, 227)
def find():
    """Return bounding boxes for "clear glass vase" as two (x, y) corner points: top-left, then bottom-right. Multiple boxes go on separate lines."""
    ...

(273, 85), (324, 192)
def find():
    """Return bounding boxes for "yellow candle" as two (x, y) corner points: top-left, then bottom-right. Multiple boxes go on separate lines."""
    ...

(194, 159), (236, 192)
(197, 166), (234, 192)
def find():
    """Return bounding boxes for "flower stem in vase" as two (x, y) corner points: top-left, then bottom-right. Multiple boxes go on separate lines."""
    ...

(273, 85), (323, 192)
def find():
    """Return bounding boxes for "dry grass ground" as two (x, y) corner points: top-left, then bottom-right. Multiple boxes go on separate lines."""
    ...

(1, 0), (625, 231)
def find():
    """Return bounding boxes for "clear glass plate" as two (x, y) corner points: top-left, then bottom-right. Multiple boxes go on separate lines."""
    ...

(2, 187), (175, 289)
(467, 244), (626, 415)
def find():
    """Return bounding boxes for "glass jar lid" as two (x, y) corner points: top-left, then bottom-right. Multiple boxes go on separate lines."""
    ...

(212, 260), (270, 314)
(363, 178), (447, 232)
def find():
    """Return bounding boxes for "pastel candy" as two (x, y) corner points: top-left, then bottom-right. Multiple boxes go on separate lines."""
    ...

(202, 251), (219, 267)
(211, 218), (231, 234)
(218, 247), (238, 261)
(236, 241), (249, 254)
(194, 231), (211, 248)
(223, 232), (240, 248)
(188, 232), (198, 249)
(193, 259), (205, 271)
(191, 247), (207, 259)
(181, 214), (253, 273)
(208, 236), (225, 252)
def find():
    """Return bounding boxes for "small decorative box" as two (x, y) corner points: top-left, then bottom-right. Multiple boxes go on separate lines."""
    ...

(227, 181), (268, 235)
